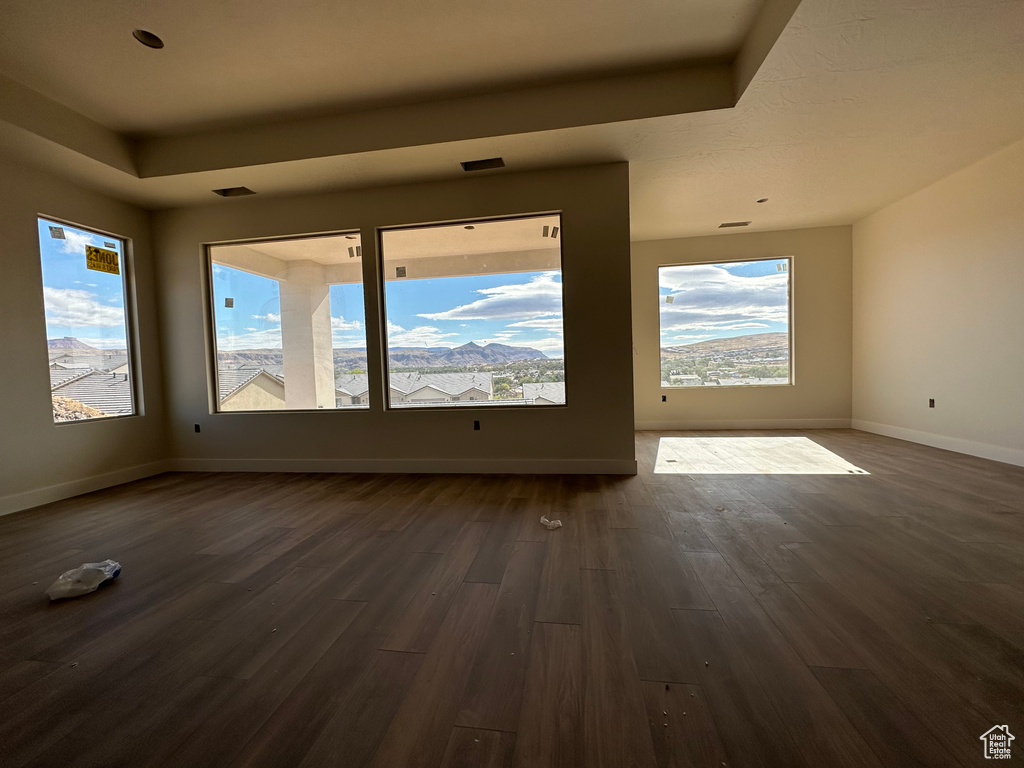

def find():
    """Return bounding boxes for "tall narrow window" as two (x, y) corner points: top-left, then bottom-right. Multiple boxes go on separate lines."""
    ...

(659, 257), (791, 387)
(39, 218), (136, 422)
(379, 215), (566, 408)
(208, 232), (368, 411)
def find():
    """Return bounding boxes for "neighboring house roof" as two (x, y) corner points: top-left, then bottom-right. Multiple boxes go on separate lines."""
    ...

(335, 374), (370, 397)
(50, 367), (93, 388)
(51, 371), (133, 415)
(217, 367), (284, 401)
(335, 372), (493, 398)
(523, 382), (566, 404)
(240, 363), (284, 379)
(393, 372), (492, 396)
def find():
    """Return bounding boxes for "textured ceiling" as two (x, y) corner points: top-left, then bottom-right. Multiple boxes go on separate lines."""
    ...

(0, 0), (1022, 243)
(0, 0), (760, 135)
(628, 0), (1024, 239)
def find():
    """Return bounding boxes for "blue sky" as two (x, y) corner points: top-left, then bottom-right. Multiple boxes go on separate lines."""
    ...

(38, 217), (129, 349)
(659, 258), (789, 348)
(212, 265), (565, 359)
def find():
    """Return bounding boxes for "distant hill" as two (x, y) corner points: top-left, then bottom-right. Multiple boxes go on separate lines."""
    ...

(219, 341), (548, 371)
(662, 332), (788, 358)
(47, 337), (101, 351)
(393, 342), (547, 367)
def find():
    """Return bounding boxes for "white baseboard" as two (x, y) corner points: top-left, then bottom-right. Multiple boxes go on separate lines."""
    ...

(851, 420), (1024, 467)
(169, 457), (638, 475)
(635, 418), (851, 431)
(0, 460), (173, 518)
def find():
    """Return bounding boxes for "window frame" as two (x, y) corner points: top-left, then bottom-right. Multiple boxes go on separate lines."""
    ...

(37, 214), (140, 424)
(657, 255), (794, 390)
(375, 212), (569, 412)
(204, 228), (369, 415)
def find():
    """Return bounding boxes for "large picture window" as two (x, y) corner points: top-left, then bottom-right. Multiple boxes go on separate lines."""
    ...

(659, 257), (791, 387)
(379, 215), (566, 408)
(208, 232), (368, 411)
(39, 217), (136, 422)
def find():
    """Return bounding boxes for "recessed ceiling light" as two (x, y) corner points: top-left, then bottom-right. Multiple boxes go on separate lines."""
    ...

(132, 29), (164, 49)
(464, 225), (475, 230)
(756, 198), (768, 203)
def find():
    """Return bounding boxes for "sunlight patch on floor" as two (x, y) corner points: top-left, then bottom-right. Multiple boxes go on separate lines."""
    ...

(654, 437), (870, 475)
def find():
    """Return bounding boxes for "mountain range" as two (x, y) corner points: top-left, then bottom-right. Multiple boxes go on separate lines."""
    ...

(47, 337), (102, 351)
(218, 341), (548, 370)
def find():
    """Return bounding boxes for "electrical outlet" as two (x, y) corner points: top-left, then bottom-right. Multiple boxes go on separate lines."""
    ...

(928, 398), (935, 408)
(194, 423), (201, 433)
(473, 420), (480, 431)
(662, 395), (667, 402)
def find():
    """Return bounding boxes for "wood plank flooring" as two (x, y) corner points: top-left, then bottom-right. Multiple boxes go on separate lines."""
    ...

(1, 429), (1022, 767)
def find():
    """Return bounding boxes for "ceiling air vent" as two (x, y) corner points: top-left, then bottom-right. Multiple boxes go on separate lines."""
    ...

(460, 157), (505, 172)
(212, 186), (256, 197)
(718, 221), (751, 228)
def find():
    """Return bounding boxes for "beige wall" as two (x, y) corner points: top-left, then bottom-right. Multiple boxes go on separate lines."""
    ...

(632, 226), (852, 429)
(0, 155), (167, 514)
(852, 138), (1024, 466)
(153, 163), (636, 473)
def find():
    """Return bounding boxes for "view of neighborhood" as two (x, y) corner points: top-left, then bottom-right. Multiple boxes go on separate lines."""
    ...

(48, 338), (132, 421)
(38, 216), (134, 423)
(48, 337), (567, 416)
(44, 216), (570, 417)
(659, 258), (791, 386)
(215, 341), (566, 410)
(661, 332), (790, 387)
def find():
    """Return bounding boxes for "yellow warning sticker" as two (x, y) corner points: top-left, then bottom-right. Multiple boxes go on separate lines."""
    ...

(86, 246), (119, 275)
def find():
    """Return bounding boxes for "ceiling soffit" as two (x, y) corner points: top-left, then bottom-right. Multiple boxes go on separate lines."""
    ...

(0, 1), (798, 182)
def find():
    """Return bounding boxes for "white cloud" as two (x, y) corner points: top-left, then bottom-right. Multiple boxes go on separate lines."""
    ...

(215, 327), (283, 351)
(43, 287), (125, 328)
(332, 334), (365, 347)
(332, 315), (365, 345)
(418, 272), (563, 321)
(665, 333), (715, 342)
(252, 312), (280, 323)
(659, 264), (788, 333)
(60, 230), (99, 255)
(508, 317), (564, 332)
(331, 315), (362, 331)
(670, 320), (771, 331)
(525, 337), (565, 355)
(387, 322), (460, 348)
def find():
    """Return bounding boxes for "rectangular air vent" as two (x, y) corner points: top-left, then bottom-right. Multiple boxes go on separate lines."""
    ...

(718, 221), (752, 228)
(460, 157), (505, 172)
(212, 186), (256, 197)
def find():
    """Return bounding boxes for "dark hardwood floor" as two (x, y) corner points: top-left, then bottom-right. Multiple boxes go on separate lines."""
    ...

(1, 429), (1022, 767)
